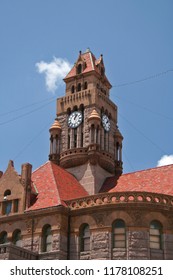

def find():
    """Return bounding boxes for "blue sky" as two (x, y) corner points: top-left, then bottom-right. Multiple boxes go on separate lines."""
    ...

(0, 0), (173, 174)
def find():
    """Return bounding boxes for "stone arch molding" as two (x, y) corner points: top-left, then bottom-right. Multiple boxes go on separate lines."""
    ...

(71, 214), (97, 233)
(144, 211), (168, 229)
(105, 210), (133, 227)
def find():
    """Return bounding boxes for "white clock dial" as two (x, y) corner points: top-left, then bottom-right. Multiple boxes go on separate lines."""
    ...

(68, 111), (83, 128)
(102, 114), (110, 132)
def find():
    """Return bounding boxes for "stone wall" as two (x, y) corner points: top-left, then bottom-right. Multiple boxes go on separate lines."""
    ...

(128, 231), (150, 260)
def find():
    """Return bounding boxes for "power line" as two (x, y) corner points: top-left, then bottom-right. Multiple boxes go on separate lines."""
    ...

(0, 96), (56, 117)
(0, 99), (55, 126)
(13, 119), (53, 160)
(119, 113), (167, 155)
(115, 95), (173, 122)
(112, 69), (173, 88)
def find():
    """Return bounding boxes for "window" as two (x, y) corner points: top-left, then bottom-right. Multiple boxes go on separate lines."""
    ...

(80, 224), (90, 252)
(42, 224), (52, 252)
(12, 229), (22, 247)
(71, 85), (75, 93)
(150, 220), (162, 249)
(2, 201), (12, 215)
(77, 64), (82, 74)
(0, 231), (8, 244)
(4, 190), (11, 197)
(84, 81), (88, 90)
(112, 219), (126, 248)
(14, 199), (19, 213)
(74, 128), (77, 148)
(68, 129), (71, 149)
(77, 83), (81, 92)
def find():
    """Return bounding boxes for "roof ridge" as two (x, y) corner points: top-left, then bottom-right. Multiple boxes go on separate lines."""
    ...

(89, 51), (94, 70)
(32, 161), (49, 174)
(123, 163), (173, 176)
(49, 162), (62, 205)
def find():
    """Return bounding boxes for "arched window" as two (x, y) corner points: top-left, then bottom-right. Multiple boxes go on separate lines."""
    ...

(112, 219), (126, 248)
(84, 81), (88, 90)
(12, 229), (22, 247)
(71, 85), (75, 93)
(0, 231), (8, 244)
(4, 190), (11, 197)
(68, 128), (71, 149)
(91, 124), (95, 143)
(77, 64), (82, 74)
(77, 83), (81, 92)
(74, 128), (77, 148)
(150, 220), (162, 249)
(80, 224), (90, 252)
(42, 224), (52, 252)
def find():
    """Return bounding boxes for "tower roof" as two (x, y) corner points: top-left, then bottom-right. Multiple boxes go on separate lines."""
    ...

(64, 49), (111, 88)
(49, 119), (61, 131)
(88, 109), (101, 122)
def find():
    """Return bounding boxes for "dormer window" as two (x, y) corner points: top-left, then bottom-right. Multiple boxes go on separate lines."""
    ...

(4, 189), (11, 199)
(1, 189), (19, 215)
(77, 63), (82, 74)
(2, 200), (12, 215)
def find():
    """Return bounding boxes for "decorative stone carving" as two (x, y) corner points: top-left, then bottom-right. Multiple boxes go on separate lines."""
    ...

(92, 213), (107, 227)
(25, 218), (38, 233)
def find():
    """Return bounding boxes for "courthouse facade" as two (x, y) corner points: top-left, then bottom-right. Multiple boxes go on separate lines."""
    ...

(0, 49), (173, 260)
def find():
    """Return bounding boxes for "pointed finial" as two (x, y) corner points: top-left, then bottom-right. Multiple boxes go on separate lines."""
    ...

(86, 47), (90, 53)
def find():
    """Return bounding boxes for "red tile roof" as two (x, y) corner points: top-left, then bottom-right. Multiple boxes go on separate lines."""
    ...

(64, 50), (111, 87)
(28, 161), (88, 211)
(101, 164), (173, 196)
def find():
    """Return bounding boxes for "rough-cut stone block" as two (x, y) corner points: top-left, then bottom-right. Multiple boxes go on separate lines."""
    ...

(128, 248), (149, 258)
(112, 249), (127, 260)
(129, 231), (148, 240)
(150, 249), (164, 260)
(91, 249), (109, 259)
(80, 251), (90, 260)
(164, 234), (173, 242)
(92, 241), (108, 250)
(129, 238), (148, 248)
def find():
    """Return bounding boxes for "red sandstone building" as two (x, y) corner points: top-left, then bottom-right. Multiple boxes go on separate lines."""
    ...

(0, 49), (173, 260)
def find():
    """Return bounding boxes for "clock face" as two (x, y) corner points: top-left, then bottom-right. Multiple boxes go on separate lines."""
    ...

(68, 111), (83, 128)
(102, 114), (110, 132)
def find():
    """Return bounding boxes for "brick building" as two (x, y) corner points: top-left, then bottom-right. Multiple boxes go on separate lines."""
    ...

(0, 49), (173, 260)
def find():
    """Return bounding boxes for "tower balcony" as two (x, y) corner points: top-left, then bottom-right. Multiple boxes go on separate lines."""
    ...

(59, 146), (122, 175)
(60, 147), (88, 168)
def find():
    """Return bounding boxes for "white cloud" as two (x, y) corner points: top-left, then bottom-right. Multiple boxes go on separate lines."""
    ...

(157, 155), (173, 167)
(36, 57), (72, 93)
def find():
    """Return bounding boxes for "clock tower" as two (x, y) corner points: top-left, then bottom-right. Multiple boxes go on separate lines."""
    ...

(49, 49), (123, 195)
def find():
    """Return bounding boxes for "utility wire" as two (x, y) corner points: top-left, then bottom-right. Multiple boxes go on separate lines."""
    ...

(112, 69), (173, 88)
(0, 99), (55, 126)
(122, 150), (135, 172)
(0, 96), (56, 117)
(119, 112), (167, 155)
(115, 95), (173, 122)
(13, 119), (53, 160)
